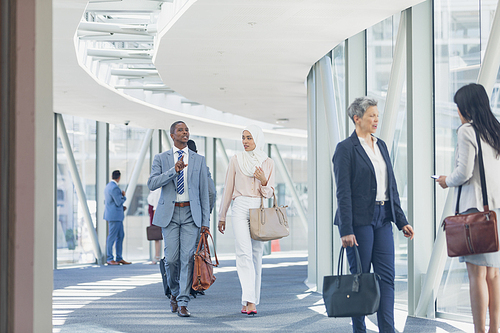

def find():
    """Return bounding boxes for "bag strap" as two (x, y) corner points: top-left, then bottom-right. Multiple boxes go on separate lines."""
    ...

(195, 230), (219, 267)
(337, 245), (362, 275)
(455, 127), (489, 214)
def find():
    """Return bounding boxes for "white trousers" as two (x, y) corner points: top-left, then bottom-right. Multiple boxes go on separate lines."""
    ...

(232, 196), (264, 305)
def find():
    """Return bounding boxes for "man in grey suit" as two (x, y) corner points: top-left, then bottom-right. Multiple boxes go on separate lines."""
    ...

(147, 121), (210, 317)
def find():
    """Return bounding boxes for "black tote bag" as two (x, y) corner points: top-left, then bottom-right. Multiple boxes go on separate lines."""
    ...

(323, 246), (381, 318)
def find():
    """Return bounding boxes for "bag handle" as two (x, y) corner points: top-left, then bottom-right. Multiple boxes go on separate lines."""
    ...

(259, 187), (279, 209)
(337, 245), (362, 276)
(455, 127), (489, 214)
(195, 229), (219, 267)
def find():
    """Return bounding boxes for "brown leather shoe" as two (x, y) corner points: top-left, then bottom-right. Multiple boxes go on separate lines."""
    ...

(117, 259), (131, 265)
(170, 295), (178, 313)
(177, 306), (190, 317)
(106, 260), (119, 265)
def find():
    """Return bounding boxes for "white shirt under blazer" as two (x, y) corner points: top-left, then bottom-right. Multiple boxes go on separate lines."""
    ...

(446, 123), (500, 212)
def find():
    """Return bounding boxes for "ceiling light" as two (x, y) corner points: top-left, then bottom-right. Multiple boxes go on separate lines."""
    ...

(276, 118), (289, 124)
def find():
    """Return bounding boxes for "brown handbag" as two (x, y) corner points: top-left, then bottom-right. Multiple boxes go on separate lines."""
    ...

(192, 230), (219, 291)
(249, 188), (289, 241)
(442, 128), (499, 257)
(146, 225), (163, 241)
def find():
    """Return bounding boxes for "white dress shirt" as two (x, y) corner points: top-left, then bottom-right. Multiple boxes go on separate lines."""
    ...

(359, 136), (389, 201)
(172, 146), (190, 202)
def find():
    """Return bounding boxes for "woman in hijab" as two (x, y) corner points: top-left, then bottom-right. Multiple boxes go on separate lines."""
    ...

(218, 125), (275, 316)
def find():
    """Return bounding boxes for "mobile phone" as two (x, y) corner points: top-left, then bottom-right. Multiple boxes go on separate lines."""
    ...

(431, 175), (439, 179)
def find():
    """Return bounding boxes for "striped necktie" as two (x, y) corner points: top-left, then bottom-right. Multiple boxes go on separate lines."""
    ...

(177, 150), (185, 194)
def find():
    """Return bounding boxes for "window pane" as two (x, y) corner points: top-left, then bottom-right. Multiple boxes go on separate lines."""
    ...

(109, 124), (151, 261)
(435, 0), (480, 317)
(56, 115), (96, 265)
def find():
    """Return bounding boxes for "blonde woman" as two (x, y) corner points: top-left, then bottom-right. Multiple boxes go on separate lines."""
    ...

(218, 125), (275, 316)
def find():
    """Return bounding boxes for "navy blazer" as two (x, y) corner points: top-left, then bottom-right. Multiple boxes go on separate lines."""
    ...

(333, 131), (408, 236)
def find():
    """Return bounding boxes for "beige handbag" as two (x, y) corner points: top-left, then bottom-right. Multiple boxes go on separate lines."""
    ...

(249, 189), (289, 241)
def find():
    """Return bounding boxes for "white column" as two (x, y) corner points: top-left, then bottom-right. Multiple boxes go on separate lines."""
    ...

(477, 0), (500, 96)
(56, 114), (104, 264)
(123, 129), (154, 210)
(405, 1), (435, 316)
(314, 62), (334, 291)
(306, 69), (318, 289)
(34, 0), (54, 330)
(379, 11), (407, 153)
(95, 121), (108, 263)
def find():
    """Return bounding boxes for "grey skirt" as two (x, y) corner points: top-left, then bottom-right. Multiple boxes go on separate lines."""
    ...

(459, 208), (500, 268)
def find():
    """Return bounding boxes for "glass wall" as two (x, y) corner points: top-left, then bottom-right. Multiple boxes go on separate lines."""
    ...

(108, 124), (151, 262)
(271, 144), (308, 251)
(56, 115), (97, 265)
(56, 121), (308, 264)
(435, 0), (500, 319)
(366, 13), (409, 311)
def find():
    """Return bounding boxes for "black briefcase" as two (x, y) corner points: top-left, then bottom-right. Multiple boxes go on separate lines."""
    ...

(323, 246), (380, 317)
(159, 258), (171, 298)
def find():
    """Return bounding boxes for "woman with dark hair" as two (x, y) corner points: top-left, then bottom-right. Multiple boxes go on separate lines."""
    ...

(437, 83), (500, 333)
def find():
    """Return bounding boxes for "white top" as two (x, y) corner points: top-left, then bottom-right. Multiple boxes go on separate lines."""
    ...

(172, 146), (190, 202)
(446, 123), (500, 211)
(147, 188), (161, 210)
(359, 136), (389, 201)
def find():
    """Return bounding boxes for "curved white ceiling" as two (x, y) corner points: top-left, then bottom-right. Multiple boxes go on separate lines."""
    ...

(154, 0), (423, 130)
(54, 0), (423, 146)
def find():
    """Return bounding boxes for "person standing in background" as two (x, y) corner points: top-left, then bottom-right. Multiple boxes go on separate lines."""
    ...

(104, 170), (131, 265)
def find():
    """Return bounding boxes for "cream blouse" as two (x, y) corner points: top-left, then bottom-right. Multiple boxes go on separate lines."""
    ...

(218, 155), (275, 221)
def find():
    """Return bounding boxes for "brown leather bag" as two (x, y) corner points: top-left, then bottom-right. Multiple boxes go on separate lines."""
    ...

(442, 128), (499, 257)
(192, 230), (219, 291)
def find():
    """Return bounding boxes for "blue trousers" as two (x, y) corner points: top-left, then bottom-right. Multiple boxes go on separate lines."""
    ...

(106, 221), (124, 262)
(162, 206), (199, 307)
(345, 204), (395, 333)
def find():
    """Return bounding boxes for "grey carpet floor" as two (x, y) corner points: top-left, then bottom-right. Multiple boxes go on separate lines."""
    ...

(53, 253), (473, 332)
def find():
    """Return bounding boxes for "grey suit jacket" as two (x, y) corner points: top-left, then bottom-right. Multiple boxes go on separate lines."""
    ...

(147, 148), (210, 228)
